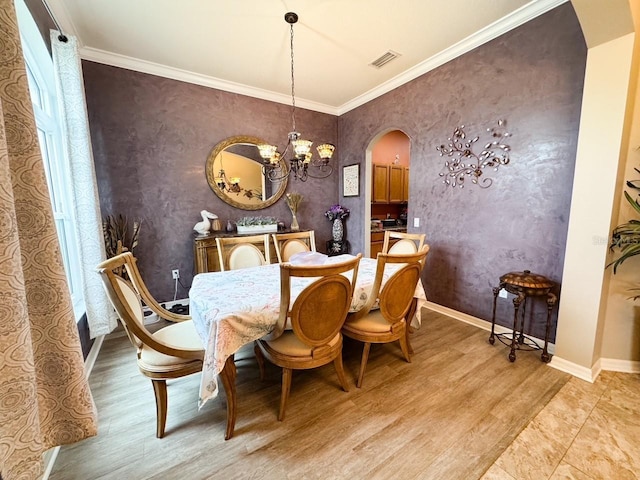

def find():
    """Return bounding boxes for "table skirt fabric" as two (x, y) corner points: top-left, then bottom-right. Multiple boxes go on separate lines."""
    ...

(189, 255), (427, 407)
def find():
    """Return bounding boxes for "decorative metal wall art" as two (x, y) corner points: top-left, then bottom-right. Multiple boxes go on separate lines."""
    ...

(436, 119), (511, 189)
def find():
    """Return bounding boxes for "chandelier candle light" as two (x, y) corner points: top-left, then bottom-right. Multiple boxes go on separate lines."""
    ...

(257, 12), (335, 182)
(214, 154), (262, 199)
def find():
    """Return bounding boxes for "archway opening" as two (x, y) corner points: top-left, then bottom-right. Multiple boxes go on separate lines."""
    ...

(364, 129), (411, 257)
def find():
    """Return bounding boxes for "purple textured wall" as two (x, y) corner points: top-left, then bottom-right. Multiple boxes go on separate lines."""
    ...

(83, 63), (338, 301)
(84, 4), (586, 341)
(338, 4), (586, 341)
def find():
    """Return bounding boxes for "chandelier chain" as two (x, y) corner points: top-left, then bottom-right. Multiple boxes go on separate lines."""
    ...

(256, 12), (334, 182)
(290, 22), (296, 133)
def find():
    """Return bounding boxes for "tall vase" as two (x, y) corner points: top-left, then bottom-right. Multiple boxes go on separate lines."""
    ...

(290, 212), (300, 232)
(332, 218), (343, 242)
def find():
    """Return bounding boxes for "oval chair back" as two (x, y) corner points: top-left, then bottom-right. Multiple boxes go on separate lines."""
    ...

(378, 262), (422, 324)
(228, 243), (267, 270)
(383, 231), (426, 255)
(291, 275), (352, 347)
(272, 231), (317, 263)
(216, 234), (270, 271)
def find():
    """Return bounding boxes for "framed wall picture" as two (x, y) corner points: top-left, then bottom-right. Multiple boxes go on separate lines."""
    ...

(343, 164), (359, 197)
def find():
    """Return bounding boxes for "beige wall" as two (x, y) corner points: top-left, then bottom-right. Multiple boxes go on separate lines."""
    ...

(553, 0), (638, 377)
(601, 0), (640, 364)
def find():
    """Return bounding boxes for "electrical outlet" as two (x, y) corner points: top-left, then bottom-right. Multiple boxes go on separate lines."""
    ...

(499, 288), (508, 298)
(172, 269), (180, 280)
(413, 217), (420, 228)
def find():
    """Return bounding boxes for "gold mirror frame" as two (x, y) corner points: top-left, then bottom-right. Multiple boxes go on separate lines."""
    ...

(206, 135), (289, 210)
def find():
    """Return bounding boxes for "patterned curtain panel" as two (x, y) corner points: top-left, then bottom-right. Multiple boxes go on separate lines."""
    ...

(0, 3), (98, 479)
(51, 32), (118, 338)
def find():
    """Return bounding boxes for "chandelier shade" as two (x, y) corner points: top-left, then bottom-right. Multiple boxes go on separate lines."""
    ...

(215, 170), (241, 193)
(258, 12), (335, 182)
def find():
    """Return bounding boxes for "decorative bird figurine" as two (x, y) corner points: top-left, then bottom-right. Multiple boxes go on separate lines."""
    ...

(193, 210), (218, 235)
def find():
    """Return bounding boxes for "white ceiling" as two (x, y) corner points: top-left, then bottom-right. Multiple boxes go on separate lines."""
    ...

(47, 0), (567, 115)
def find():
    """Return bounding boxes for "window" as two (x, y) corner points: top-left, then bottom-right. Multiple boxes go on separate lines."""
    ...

(15, 0), (85, 320)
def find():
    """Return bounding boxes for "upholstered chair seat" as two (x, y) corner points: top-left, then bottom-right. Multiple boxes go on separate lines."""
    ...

(139, 321), (204, 370)
(342, 310), (395, 334)
(261, 331), (341, 357)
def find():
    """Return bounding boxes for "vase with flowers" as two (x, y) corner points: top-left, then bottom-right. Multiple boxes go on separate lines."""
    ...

(325, 204), (350, 244)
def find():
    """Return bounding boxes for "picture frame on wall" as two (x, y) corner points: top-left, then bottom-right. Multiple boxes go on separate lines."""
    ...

(343, 164), (359, 197)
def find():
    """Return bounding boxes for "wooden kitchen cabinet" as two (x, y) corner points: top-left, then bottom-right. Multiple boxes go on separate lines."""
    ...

(403, 167), (409, 202)
(373, 163), (407, 204)
(370, 231), (385, 258)
(389, 165), (404, 203)
(372, 164), (390, 203)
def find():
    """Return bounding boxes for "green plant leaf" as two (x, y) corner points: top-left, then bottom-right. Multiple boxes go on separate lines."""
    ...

(624, 191), (640, 216)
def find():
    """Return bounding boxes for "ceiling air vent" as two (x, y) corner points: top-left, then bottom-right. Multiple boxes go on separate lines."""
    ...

(369, 50), (400, 68)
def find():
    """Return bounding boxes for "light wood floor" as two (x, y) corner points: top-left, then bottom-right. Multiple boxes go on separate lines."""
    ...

(51, 310), (572, 480)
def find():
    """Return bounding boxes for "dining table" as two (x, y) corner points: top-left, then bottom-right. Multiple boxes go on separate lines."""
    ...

(188, 253), (427, 439)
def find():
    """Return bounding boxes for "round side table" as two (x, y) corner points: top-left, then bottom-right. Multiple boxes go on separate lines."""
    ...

(489, 270), (557, 363)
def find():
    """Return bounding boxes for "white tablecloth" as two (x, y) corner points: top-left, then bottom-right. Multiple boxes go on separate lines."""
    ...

(189, 255), (426, 406)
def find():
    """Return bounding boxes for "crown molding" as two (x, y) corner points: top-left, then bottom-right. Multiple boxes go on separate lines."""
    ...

(77, 0), (567, 117)
(79, 47), (340, 116)
(336, 0), (568, 115)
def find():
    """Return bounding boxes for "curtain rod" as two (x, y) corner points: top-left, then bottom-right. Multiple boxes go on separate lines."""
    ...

(41, 0), (68, 42)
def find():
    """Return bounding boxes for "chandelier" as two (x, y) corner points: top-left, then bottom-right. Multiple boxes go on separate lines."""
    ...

(215, 159), (262, 199)
(215, 169), (241, 194)
(258, 12), (335, 182)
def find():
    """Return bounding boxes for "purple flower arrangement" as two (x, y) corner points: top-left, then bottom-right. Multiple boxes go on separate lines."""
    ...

(325, 204), (350, 221)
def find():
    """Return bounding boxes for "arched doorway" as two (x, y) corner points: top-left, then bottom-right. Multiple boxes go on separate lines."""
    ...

(364, 129), (411, 257)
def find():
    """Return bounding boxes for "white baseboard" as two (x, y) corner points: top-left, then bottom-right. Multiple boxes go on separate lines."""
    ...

(84, 334), (104, 378)
(41, 446), (60, 480)
(600, 357), (640, 373)
(548, 355), (600, 382)
(425, 302), (640, 379)
(424, 301), (556, 354)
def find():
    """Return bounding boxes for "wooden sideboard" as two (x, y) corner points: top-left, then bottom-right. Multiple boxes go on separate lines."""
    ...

(193, 229), (302, 274)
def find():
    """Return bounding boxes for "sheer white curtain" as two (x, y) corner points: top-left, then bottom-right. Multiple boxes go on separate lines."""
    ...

(51, 32), (117, 337)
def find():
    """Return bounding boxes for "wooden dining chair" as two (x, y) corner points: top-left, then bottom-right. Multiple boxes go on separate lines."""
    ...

(254, 253), (362, 421)
(382, 231), (426, 255)
(342, 246), (429, 388)
(96, 252), (204, 438)
(216, 233), (271, 271)
(271, 231), (317, 263)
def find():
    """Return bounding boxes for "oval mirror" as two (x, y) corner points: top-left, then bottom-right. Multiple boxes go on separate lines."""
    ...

(206, 135), (288, 210)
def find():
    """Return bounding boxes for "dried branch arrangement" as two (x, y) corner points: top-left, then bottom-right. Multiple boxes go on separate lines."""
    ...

(285, 192), (303, 214)
(103, 214), (142, 277)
